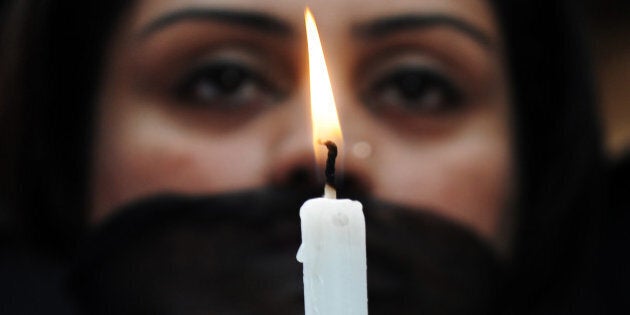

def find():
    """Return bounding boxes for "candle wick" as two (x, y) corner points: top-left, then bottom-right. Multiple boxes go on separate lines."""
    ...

(319, 140), (337, 198)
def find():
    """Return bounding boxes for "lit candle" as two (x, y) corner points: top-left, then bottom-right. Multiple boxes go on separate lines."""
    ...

(296, 8), (368, 315)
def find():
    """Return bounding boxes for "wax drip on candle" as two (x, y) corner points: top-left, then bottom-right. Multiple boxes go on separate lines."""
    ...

(320, 140), (337, 199)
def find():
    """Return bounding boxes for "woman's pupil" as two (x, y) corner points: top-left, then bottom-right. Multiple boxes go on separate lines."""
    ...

(217, 66), (246, 93)
(397, 72), (425, 99)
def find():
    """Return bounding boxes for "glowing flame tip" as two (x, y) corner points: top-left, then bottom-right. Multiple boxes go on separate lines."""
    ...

(305, 7), (342, 164)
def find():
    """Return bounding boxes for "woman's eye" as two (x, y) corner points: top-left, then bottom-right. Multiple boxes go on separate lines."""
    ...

(176, 62), (281, 110)
(363, 68), (463, 114)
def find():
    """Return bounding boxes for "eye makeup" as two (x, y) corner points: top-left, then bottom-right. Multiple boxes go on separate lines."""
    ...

(129, 21), (298, 129)
(173, 48), (290, 111)
(359, 52), (464, 115)
(352, 24), (502, 136)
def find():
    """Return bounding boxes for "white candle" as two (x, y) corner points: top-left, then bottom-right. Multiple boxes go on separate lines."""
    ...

(297, 193), (367, 315)
(298, 8), (368, 314)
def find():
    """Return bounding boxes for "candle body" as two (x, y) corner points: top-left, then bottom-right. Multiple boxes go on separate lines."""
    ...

(297, 198), (367, 315)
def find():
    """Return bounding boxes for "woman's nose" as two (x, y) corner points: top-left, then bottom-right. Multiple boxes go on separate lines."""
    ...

(269, 103), (318, 190)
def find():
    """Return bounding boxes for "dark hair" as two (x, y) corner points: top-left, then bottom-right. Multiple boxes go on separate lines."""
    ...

(0, 1), (131, 254)
(490, 0), (605, 313)
(0, 0), (605, 312)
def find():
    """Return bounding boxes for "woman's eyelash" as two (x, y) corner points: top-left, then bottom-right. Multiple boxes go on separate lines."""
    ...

(363, 67), (463, 114)
(174, 58), (463, 118)
(175, 61), (281, 109)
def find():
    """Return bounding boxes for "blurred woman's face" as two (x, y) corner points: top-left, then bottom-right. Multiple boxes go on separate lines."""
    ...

(91, 0), (512, 246)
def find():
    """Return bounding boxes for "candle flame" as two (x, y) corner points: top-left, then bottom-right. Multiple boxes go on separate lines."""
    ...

(305, 7), (343, 165)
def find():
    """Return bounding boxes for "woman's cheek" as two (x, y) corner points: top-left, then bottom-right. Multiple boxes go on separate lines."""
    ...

(90, 99), (270, 222)
(371, 125), (512, 241)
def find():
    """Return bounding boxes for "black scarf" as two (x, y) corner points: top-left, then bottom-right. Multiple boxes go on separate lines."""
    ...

(70, 189), (503, 315)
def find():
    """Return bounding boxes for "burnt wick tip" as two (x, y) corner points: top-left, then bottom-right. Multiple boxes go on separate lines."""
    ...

(320, 140), (337, 189)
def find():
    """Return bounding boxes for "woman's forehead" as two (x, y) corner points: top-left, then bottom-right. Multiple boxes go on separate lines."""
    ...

(127, 0), (499, 40)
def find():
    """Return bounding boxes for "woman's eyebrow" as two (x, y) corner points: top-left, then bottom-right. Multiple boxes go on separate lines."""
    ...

(138, 8), (294, 39)
(354, 14), (494, 48)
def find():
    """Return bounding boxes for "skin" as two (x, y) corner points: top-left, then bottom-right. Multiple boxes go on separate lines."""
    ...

(91, 0), (513, 247)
